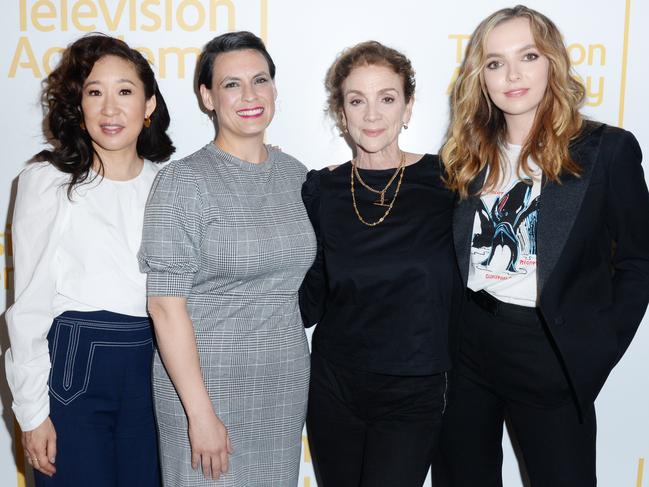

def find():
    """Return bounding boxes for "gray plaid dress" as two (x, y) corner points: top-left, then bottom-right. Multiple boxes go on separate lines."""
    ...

(138, 143), (316, 486)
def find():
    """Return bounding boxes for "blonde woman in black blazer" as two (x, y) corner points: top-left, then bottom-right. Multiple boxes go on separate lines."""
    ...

(439, 6), (649, 486)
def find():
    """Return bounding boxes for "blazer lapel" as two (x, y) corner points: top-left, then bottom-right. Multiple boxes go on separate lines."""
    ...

(537, 123), (605, 294)
(454, 170), (486, 285)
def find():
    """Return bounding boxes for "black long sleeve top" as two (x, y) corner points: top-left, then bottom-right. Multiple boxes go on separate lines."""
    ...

(299, 154), (459, 375)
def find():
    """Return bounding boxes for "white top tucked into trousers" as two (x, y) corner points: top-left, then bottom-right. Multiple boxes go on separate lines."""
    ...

(5, 160), (162, 431)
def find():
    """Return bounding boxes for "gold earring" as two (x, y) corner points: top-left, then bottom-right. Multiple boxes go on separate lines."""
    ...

(143, 116), (151, 128)
(80, 121), (86, 130)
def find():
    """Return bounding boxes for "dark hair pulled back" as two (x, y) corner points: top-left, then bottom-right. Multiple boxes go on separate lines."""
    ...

(196, 30), (276, 91)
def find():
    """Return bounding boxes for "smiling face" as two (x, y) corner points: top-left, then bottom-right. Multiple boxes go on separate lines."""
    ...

(81, 55), (155, 162)
(483, 17), (549, 133)
(200, 49), (276, 144)
(340, 64), (413, 157)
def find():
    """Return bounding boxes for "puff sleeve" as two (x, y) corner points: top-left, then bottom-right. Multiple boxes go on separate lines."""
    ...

(138, 162), (205, 297)
(299, 169), (327, 327)
(5, 163), (67, 431)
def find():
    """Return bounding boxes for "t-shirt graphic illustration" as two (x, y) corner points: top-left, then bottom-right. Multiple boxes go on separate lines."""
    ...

(468, 146), (541, 307)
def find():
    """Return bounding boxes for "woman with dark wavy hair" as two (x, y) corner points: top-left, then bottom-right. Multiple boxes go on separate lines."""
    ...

(440, 5), (649, 485)
(5, 34), (174, 486)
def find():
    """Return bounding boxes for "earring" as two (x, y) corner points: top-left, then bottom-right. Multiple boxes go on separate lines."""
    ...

(143, 116), (151, 128)
(80, 121), (86, 130)
(339, 112), (348, 136)
(402, 122), (408, 130)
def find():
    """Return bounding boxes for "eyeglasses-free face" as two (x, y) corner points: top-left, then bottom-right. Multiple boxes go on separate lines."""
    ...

(483, 17), (550, 138)
(81, 55), (156, 163)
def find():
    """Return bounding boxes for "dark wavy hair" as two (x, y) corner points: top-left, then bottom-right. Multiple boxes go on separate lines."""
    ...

(35, 34), (175, 197)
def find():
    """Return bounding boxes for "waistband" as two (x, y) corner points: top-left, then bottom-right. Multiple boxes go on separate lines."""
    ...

(466, 289), (540, 325)
(54, 310), (151, 327)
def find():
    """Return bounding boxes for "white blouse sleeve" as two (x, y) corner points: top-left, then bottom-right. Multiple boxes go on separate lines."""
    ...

(5, 163), (67, 431)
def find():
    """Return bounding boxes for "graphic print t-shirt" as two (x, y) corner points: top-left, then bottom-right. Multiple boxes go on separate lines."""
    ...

(467, 144), (541, 307)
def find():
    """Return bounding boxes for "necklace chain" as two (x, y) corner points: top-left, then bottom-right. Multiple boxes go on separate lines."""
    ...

(350, 152), (406, 227)
(353, 158), (402, 196)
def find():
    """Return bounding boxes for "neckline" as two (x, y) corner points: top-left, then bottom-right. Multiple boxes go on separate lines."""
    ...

(205, 142), (275, 172)
(89, 160), (150, 185)
(352, 154), (429, 173)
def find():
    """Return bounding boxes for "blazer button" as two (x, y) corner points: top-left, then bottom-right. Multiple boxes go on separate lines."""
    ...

(554, 317), (565, 326)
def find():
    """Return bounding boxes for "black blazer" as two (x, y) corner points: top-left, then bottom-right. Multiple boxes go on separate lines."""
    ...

(453, 122), (649, 413)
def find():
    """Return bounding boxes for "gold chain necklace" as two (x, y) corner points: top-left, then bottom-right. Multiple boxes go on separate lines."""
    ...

(351, 152), (406, 227)
(353, 154), (403, 206)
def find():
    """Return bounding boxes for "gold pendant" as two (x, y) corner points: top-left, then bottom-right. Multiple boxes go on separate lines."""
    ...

(373, 193), (391, 207)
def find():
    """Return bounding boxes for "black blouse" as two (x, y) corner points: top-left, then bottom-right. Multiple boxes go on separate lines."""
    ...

(299, 154), (458, 375)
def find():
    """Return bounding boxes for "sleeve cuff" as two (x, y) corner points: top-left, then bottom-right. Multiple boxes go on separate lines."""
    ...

(14, 399), (49, 432)
(146, 271), (195, 297)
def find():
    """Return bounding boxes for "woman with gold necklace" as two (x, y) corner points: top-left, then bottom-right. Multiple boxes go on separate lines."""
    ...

(299, 40), (460, 486)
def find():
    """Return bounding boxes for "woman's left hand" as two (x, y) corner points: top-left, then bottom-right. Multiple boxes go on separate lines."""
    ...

(23, 416), (57, 477)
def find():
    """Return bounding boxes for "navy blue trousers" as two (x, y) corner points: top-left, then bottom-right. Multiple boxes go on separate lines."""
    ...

(35, 310), (160, 487)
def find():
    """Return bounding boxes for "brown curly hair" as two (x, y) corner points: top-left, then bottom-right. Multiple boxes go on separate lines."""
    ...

(325, 41), (415, 132)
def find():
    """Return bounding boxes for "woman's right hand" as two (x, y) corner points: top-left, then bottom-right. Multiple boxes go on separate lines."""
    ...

(147, 297), (234, 479)
(23, 416), (57, 477)
(188, 411), (233, 480)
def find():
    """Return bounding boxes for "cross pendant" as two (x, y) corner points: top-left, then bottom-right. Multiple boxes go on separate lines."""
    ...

(373, 193), (391, 207)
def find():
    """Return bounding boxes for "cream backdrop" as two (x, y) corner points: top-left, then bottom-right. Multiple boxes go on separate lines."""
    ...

(0, 1), (647, 486)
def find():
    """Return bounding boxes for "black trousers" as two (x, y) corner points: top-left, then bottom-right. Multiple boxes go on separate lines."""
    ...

(306, 351), (447, 487)
(441, 292), (596, 487)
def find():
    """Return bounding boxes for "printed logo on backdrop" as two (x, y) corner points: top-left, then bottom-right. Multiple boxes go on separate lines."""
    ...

(8, 0), (269, 79)
(446, 2), (632, 126)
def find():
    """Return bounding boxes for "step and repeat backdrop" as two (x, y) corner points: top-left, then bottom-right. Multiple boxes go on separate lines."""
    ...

(1, 1), (647, 486)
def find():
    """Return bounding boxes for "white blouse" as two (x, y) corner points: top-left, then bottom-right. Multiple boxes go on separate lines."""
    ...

(5, 160), (162, 431)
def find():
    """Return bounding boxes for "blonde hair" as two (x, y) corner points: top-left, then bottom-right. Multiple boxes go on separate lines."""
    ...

(441, 5), (585, 199)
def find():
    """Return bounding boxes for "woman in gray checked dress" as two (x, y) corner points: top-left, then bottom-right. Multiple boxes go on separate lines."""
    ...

(138, 31), (316, 486)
